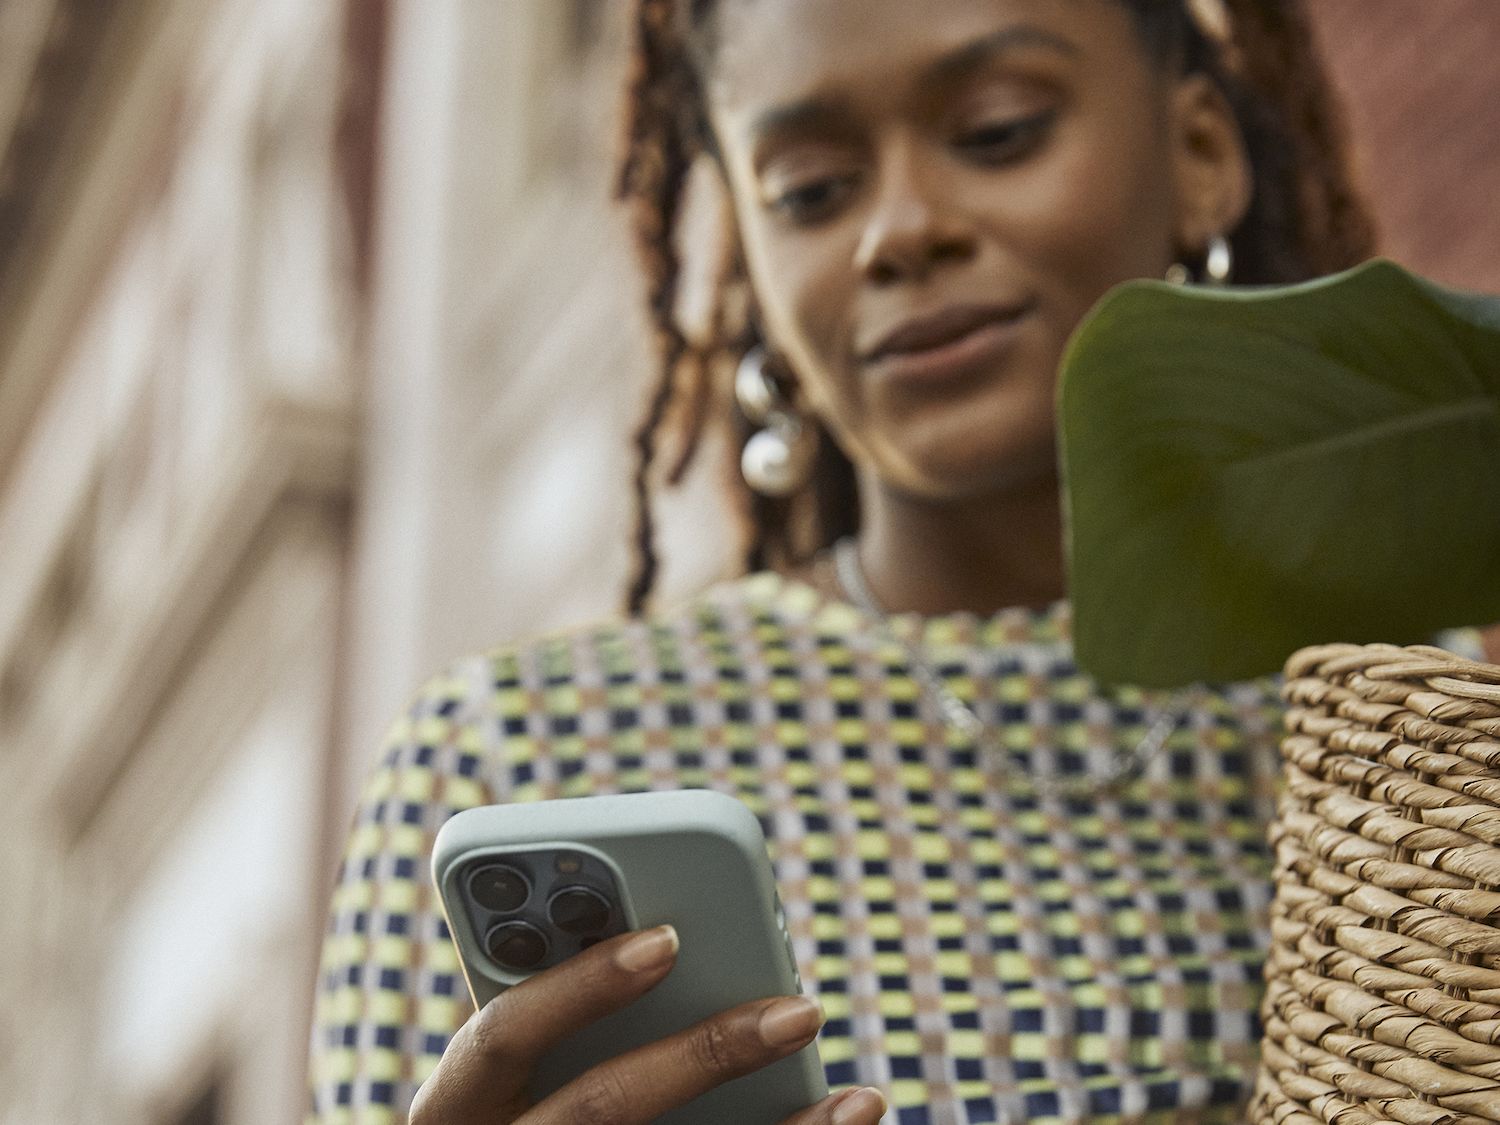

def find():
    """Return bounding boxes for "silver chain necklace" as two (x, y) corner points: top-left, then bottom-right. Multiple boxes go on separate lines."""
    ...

(831, 536), (1190, 799)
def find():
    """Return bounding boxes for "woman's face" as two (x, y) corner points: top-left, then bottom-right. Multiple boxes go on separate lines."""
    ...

(705, 0), (1233, 501)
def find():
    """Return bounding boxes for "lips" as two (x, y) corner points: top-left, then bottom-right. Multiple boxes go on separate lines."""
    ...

(858, 301), (1036, 386)
(861, 302), (1034, 363)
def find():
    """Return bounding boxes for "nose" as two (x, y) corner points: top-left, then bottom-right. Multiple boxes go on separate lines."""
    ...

(853, 135), (976, 286)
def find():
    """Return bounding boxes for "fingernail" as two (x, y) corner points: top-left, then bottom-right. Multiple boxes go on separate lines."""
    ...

(614, 925), (678, 973)
(833, 1086), (887, 1124)
(758, 995), (823, 1047)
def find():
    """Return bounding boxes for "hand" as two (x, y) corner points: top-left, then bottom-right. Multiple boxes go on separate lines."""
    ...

(1481, 621), (1500, 664)
(409, 924), (887, 1124)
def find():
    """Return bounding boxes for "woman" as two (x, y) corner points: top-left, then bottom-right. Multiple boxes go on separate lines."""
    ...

(307, 1), (1376, 1121)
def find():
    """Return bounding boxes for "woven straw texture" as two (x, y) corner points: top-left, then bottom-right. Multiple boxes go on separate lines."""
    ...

(1250, 643), (1500, 1124)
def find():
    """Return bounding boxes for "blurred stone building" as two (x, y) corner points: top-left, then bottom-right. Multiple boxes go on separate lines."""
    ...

(0, 2), (1495, 1123)
(0, 2), (716, 1121)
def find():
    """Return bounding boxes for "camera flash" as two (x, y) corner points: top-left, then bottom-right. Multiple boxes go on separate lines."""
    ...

(556, 854), (582, 874)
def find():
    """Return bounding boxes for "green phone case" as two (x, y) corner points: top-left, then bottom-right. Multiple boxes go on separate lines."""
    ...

(432, 789), (829, 1124)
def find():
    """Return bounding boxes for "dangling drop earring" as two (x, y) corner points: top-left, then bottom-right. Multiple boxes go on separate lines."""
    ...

(735, 346), (814, 497)
(1204, 233), (1232, 287)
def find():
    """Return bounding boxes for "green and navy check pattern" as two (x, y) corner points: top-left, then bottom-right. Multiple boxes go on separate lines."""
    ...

(308, 573), (1284, 1123)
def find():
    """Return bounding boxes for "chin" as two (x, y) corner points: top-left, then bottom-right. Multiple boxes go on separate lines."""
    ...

(895, 435), (1060, 500)
(886, 408), (1059, 498)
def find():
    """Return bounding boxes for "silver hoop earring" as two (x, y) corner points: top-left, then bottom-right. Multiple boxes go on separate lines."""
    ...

(735, 346), (813, 497)
(1165, 234), (1232, 287)
(734, 346), (779, 424)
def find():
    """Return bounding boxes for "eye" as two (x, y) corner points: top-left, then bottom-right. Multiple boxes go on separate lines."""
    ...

(767, 174), (859, 226)
(954, 110), (1056, 164)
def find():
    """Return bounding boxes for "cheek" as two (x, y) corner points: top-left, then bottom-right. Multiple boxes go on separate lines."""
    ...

(719, 149), (867, 436)
(990, 114), (1178, 311)
(738, 210), (859, 414)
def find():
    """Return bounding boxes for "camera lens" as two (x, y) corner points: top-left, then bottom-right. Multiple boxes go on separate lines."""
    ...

(486, 921), (549, 969)
(468, 864), (530, 913)
(548, 886), (612, 934)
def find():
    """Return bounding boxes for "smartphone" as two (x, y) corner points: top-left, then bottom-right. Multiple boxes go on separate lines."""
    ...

(432, 788), (829, 1124)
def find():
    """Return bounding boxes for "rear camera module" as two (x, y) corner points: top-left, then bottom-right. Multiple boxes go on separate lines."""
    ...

(548, 886), (613, 935)
(486, 921), (549, 970)
(468, 863), (530, 914)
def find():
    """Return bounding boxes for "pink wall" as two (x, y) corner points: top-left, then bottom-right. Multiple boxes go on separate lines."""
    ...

(1312, 0), (1500, 293)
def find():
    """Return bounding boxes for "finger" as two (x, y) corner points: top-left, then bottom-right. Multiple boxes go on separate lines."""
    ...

(409, 925), (680, 1123)
(527, 993), (825, 1125)
(781, 1085), (889, 1125)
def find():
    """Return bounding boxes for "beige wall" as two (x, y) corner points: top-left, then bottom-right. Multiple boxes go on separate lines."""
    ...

(0, 2), (1495, 1123)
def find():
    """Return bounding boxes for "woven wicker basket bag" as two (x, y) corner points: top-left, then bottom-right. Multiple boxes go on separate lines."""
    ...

(1249, 643), (1500, 1124)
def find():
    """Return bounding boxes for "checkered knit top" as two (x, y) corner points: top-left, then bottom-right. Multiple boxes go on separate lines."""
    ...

(308, 571), (1287, 1124)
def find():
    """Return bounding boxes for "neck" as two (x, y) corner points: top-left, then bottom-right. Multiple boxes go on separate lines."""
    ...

(853, 472), (1067, 615)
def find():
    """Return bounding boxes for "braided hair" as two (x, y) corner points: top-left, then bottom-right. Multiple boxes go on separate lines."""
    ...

(616, 0), (1378, 616)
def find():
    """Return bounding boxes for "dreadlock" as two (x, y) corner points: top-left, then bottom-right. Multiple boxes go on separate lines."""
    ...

(616, 0), (1378, 616)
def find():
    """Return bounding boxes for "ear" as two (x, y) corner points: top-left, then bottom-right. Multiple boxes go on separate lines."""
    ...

(1168, 74), (1252, 255)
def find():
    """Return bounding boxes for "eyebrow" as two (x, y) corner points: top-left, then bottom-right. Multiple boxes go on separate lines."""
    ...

(748, 23), (1081, 143)
(928, 23), (1081, 85)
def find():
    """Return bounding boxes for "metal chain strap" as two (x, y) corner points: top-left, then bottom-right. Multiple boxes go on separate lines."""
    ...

(831, 536), (1195, 800)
